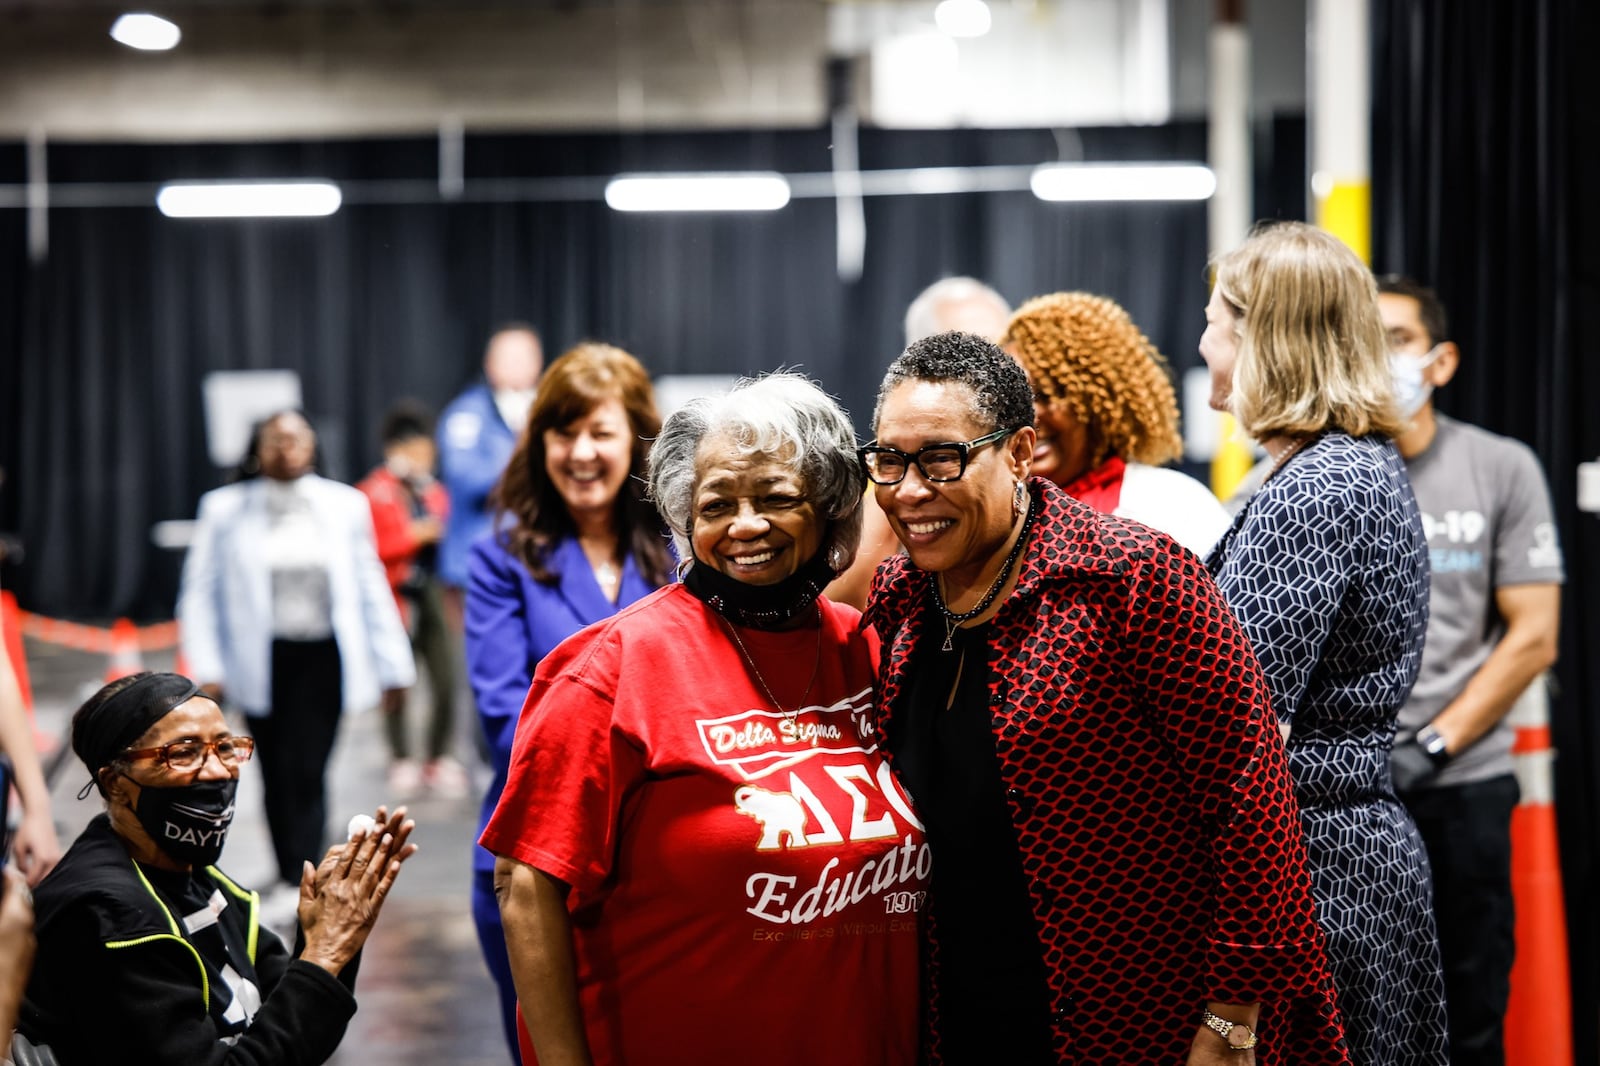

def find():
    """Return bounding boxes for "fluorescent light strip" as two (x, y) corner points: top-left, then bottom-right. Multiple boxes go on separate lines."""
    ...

(1030, 163), (1217, 202)
(156, 182), (343, 218)
(604, 173), (791, 213)
(110, 13), (182, 51)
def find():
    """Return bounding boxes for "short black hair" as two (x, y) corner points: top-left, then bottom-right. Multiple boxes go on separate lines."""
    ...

(874, 330), (1036, 433)
(1376, 275), (1450, 346)
(380, 400), (434, 446)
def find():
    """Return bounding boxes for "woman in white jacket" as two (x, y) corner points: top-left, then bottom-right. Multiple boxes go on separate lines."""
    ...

(178, 410), (414, 910)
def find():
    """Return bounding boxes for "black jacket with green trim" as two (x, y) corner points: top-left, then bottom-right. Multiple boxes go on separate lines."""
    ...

(19, 814), (358, 1065)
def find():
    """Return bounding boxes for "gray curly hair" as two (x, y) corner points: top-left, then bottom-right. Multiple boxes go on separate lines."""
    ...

(648, 372), (865, 573)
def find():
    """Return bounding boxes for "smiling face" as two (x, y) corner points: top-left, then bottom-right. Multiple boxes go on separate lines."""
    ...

(690, 435), (822, 586)
(872, 380), (1032, 591)
(543, 397), (634, 524)
(1029, 400), (1092, 486)
(1199, 285), (1242, 412)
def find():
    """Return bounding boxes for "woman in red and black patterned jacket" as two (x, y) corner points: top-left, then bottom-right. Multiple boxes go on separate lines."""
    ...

(860, 331), (1348, 1066)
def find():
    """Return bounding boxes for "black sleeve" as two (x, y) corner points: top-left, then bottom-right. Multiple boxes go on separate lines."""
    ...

(79, 936), (358, 1066)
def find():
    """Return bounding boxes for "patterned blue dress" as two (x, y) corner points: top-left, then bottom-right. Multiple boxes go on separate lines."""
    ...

(1207, 433), (1448, 1066)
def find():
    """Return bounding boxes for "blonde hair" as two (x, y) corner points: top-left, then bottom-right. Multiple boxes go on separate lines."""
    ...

(1002, 291), (1183, 469)
(1211, 221), (1403, 440)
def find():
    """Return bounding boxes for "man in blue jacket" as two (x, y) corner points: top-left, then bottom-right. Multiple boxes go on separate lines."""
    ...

(436, 323), (543, 596)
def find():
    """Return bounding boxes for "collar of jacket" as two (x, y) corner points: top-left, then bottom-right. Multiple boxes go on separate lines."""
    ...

(864, 477), (1137, 638)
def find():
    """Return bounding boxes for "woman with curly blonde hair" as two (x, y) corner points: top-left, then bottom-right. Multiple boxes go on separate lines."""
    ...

(1002, 291), (1230, 554)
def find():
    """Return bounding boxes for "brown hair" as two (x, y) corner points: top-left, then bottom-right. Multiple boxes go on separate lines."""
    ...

(1001, 291), (1183, 469)
(491, 343), (672, 587)
(1212, 222), (1403, 440)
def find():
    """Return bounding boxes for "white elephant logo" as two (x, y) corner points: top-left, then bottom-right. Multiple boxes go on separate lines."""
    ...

(733, 785), (809, 850)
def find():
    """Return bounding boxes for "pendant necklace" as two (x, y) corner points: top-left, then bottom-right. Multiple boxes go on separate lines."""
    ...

(719, 602), (823, 720)
(931, 499), (1035, 652)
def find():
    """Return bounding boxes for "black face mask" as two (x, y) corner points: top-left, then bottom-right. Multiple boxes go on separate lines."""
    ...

(127, 777), (238, 866)
(682, 543), (838, 631)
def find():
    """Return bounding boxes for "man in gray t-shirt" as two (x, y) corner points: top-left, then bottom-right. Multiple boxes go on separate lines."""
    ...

(1380, 276), (1564, 1066)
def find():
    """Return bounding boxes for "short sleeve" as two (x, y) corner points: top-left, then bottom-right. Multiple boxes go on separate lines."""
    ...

(1492, 443), (1565, 586)
(478, 636), (648, 898)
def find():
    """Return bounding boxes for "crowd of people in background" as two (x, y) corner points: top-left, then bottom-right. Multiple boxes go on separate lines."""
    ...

(0, 219), (1565, 1066)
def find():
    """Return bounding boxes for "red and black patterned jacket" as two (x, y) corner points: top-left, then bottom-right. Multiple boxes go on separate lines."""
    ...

(865, 478), (1349, 1065)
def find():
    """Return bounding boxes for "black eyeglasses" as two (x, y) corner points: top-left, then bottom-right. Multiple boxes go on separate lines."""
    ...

(858, 426), (1019, 486)
(121, 736), (256, 773)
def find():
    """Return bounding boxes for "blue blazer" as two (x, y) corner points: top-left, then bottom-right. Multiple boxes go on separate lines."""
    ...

(465, 533), (660, 873)
(437, 383), (520, 588)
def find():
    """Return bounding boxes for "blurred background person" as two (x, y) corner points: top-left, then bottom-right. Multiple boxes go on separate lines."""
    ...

(1004, 291), (1232, 556)
(177, 409), (416, 928)
(358, 401), (467, 799)
(438, 324), (545, 606)
(483, 372), (923, 1066)
(0, 866), (35, 1064)
(464, 343), (672, 1064)
(1, 589), (60, 886)
(1201, 222), (1446, 1066)
(863, 333), (1344, 1064)
(828, 276), (1012, 610)
(17, 672), (415, 1065)
(1379, 275), (1563, 1066)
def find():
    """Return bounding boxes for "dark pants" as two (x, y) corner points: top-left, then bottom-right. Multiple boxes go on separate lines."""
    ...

(385, 578), (457, 761)
(473, 868), (524, 1065)
(1404, 773), (1520, 1066)
(248, 638), (343, 886)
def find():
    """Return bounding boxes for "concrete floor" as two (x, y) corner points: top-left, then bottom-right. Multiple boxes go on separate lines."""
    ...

(22, 635), (512, 1066)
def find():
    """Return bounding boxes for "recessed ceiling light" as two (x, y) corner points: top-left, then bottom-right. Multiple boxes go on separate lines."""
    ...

(110, 13), (182, 52)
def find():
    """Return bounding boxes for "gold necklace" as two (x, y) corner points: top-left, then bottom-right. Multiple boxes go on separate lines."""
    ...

(718, 604), (823, 720)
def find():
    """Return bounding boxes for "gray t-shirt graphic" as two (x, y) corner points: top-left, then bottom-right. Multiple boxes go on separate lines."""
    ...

(1399, 414), (1564, 787)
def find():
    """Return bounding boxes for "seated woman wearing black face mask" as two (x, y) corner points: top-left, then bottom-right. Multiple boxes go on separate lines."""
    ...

(15, 672), (417, 1065)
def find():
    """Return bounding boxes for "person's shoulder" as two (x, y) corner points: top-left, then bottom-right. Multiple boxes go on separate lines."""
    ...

(440, 381), (490, 415)
(542, 584), (691, 675)
(1434, 414), (1548, 474)
(33, 822), (168, 943)
(354, 465), (395, 498)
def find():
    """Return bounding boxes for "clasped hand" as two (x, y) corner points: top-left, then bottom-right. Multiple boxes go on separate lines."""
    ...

(295, 805), (418, 976)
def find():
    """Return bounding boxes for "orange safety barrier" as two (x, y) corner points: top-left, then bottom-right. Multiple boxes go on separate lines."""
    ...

(13, 608), (179, 655)
(1, 589), (35, 713)
(103, 618), (146, 683)
(1504, 677), (1573, 1065)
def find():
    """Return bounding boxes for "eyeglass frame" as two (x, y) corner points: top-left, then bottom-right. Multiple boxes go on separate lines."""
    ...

(120, 735), (256, 772)
(857, 426), (1021, 486)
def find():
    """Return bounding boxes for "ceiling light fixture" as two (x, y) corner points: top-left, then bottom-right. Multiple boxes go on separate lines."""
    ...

(604, 173), (792, 212)
(110, 12), (182, 51)
(1030, 163), (1218, 202)
(934, 0), (992, 39)
(156, 181), (343, 218)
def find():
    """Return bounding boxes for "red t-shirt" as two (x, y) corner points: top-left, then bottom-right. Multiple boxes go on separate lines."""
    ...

(480, 585), (927, 1066)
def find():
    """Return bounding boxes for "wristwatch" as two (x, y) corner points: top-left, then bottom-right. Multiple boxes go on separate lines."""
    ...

(1201, 1009), (1258, 1051)
(1416, 723), (1453, 767)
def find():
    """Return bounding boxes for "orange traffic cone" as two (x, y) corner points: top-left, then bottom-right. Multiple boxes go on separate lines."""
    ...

(1503, 676), (1573, 1065)
(104, 618), (145, 683)
(1, 589), (34, 714)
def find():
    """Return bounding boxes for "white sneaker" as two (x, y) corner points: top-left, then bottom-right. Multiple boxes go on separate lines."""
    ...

(423, 756), (470, 799)
(257, 883), (301, 937)
(387, 758), (423, 796)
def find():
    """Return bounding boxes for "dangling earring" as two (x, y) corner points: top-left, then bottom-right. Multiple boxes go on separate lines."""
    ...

(1012, 479), (1026, 520)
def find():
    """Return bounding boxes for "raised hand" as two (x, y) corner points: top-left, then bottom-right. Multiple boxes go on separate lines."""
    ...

(295, 805), (417, 976)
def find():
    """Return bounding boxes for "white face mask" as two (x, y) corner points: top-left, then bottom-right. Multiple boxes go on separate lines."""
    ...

(1390, 345), (1442, 417)
(493, 388), (537, 431)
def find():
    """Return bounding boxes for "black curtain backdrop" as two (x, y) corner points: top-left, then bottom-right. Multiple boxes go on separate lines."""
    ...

(1373, 0), (1596, 1056)
(0, 121), (1285, 620)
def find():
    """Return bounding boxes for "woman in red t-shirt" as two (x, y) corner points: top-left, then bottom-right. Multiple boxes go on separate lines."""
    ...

(481, 373), (926, 1066)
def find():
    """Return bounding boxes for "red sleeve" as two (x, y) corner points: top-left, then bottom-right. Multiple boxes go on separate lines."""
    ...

(359, 475), (418, 568)
(1125, 544), (1329, 1001)
(478, 629), (648, 898)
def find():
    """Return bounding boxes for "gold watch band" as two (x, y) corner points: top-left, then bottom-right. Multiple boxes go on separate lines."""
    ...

(1201, 1009), (1258, 1051)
